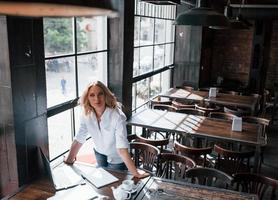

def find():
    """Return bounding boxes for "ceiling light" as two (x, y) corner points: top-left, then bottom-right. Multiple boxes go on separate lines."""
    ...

(140, 0), (180, 5)
(174, 0), (230, 27)
(0, 0), (117, 17)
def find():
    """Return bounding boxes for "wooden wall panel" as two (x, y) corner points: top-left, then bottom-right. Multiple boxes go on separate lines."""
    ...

(0, 16), (18, 198)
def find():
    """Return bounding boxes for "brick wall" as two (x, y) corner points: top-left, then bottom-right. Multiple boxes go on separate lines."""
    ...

(266, 21), (278, 90)
(210, 27), (254, 88)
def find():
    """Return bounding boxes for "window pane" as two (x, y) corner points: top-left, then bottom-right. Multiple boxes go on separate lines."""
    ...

(161, 69), (171, 92)
(134, 17), (140, 47)
(76, 16), (107, 53)
(133, 48), (139, 77)
(48, 110), (72, 160)
(140, 17), (154, 45)
(150, 73), (161, 97)
(166, 20), (175, 42)
(132, 84), (136, 110)
(77, 52), (107, 95)
(165, 43), (174, 66)
(154, 19), (165, 44)
(154, 45), (165, 69)
(139, 46), (153, 75)
(136, 79), (149, 108)
(45, 57), (76, 108)
(43, 18), (74, 57)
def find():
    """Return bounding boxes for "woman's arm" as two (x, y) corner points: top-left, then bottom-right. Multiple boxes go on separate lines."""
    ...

(64, 140), (83, 164)
(117, 148), (149, 179)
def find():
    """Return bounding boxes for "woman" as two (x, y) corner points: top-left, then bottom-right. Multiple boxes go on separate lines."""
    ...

(64, 81), (148, 178)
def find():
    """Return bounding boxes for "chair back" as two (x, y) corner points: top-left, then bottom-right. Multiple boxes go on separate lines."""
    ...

(127, 134), (137, 142)
(177, 108), (205, 116)
(242, 116), (270, 137)
(153, 104), (177, 112)
(174, 141), (213, 167)
(135, 135), (169, 152)
(150, 97), (172, 108)
(129, 142), (160, 173)
(214, 144), (255, 175)
(233, 173), (278, 200)
(224, 106), (250, 117)
(195, 104), (221, 116)
(186, 167), (233, 189)
(172, 100), (195, 109)
(209, 112), (236, 121)
(157, 153), (196, 181)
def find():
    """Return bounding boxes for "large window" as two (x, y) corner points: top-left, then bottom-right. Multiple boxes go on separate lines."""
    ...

(133, 0), (176, 110)
(44, 17), (108, 160)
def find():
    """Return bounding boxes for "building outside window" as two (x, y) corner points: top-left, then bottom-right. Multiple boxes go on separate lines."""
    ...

(133, 0), (176, 110)
(43, 16), (108, 160)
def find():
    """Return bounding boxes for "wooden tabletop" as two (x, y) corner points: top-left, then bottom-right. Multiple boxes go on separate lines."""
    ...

(127, 108), (264, 146)
(10, 168), (150, 200)
(136, 177), (258, 200)
(160, 88), (257, 113)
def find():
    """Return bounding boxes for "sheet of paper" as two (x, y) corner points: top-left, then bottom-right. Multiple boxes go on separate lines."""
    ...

(72, 162), (119, 188)
(47, 184), (98, 200)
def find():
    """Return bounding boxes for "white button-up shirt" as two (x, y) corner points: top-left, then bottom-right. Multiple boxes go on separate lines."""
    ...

(75, 107), (129, 164)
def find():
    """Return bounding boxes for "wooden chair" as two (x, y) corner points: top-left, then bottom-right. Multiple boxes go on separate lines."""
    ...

(157, 153), (196, 181)
(172, 100), (195, 109)
(233, 173), (278, 200)
(150, 96), (172, 108)
(174, 141), (213, 167)
(195, 103), (221, 117)
(177, 108), (205, 116)
(127, 134), (137, 142)
(209, 112), (236, 121)
(214, 144), (255, 176)
(224, 106), (250, 117)
(135, 135), (170, 153)
(186, 167), (233, 189)
(129, 142), (160, 173)
(242, 116), (270, 171)
(153, 104), (177, 112)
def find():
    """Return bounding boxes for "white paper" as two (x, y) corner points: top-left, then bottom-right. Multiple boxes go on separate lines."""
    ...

(232, 117), (242, 132)
(209, 87), (217, 97)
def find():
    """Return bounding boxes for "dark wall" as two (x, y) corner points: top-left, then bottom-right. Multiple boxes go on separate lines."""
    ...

(210, 28), (254, 88)
(7, 17), (48, 186)
(0, 16), (18, 198)
(266, 21), (278, 90)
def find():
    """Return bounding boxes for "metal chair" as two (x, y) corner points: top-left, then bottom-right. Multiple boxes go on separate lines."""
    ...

(157, 153), (196, 181)
(186, 167), (233, 189)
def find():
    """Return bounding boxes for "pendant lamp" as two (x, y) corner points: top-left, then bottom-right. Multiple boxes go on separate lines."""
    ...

(140, 0), (180, 5)
(174, 0), (230, 28)
(0, 0), (117, 17)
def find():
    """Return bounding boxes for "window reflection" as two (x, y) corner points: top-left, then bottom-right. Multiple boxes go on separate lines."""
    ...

(48, 110), (72, 160)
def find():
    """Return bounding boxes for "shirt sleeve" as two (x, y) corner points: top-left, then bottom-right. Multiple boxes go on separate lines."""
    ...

(74, 114), (88, 144)
(115, 109), (129, 149)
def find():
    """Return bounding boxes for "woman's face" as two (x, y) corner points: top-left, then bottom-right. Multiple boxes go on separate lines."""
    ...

(88, 85), (106, 111)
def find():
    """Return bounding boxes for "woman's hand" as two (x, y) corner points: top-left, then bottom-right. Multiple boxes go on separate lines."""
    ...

(133, 169), (150, 179)
(63, 156), (76, 165)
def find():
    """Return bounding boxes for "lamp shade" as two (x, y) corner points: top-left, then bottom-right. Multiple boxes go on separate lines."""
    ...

(0, 0), (117, 17)
(140, 0), (180, 5)
(174, 7), (230, 27)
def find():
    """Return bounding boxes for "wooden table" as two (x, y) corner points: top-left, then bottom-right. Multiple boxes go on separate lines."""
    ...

(10, 168), (150, 200)
(136, 177), (258, 200)
(160, 88), (258, 115)
(127, 108), (265, 172)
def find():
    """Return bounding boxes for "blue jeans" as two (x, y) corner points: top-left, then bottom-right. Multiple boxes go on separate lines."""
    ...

(94, 149), (127, 171)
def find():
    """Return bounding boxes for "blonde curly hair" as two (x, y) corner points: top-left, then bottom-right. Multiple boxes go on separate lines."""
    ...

(80, 81), (118, 116)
